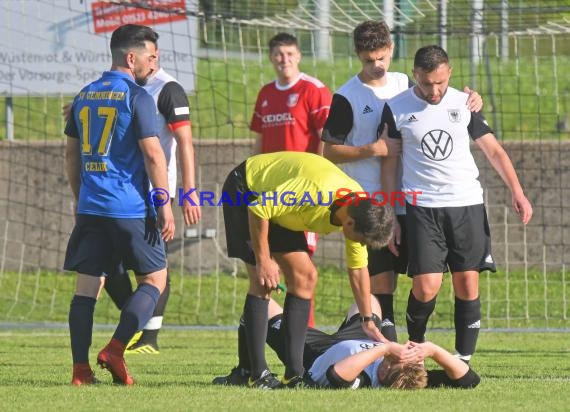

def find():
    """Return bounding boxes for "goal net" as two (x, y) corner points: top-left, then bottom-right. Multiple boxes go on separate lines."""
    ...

(0, 0), (568, 329)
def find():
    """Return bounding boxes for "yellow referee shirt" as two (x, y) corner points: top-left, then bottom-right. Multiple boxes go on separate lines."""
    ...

(245, 152), (367, 269)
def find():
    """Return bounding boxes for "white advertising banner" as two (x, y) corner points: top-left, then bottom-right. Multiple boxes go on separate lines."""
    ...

(0, 0), (198, 95)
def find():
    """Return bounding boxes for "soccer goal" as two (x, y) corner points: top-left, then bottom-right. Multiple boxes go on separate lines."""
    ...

(0, 0), (568, 329)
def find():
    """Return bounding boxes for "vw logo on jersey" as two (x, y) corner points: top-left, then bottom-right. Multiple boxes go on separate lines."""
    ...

(287, 93), (299, 107)
(421, 129), (453, 161)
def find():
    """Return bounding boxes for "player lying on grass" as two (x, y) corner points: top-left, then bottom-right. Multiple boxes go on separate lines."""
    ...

(213, 295), (480, 389)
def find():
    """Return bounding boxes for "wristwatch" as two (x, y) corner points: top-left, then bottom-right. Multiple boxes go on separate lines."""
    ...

(359, 313), (378, 323)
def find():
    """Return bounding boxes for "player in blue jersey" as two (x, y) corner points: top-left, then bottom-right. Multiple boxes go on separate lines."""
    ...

(64, 24), (175, 386)
(63, 49), (201, 356)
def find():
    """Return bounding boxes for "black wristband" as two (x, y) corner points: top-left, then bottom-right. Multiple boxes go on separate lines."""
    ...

(359, 313), (378, 323)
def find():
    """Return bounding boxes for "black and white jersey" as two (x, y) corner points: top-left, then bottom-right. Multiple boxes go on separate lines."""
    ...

(382, 86), (493, 207)
(307, 339), (383, 388)
(144, 68), (191, 195)
(322, 73), (410, 195)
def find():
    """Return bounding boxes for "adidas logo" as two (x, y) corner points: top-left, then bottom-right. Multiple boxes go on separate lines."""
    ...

(467, 320), (481, 329)
(362, 105), (373, 114)
(408, 114), (418, 122)
(485, 254), (494, 264)
(381, 319), (395, 327)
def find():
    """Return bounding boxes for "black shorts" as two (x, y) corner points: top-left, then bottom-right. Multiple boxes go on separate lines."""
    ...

(222, 162), (309, 265)
(64, 214), (167, 277)
(368, 214), (408, 275)
(406, 203), (496, 276)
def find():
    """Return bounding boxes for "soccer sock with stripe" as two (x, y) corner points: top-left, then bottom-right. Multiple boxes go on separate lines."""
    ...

(282, 293), (310, 380)
(69, 295), (96, 364)
(375, 293), (398, 342)
(454, 296), (481, 360)
(243, 294), (269, 379)
(112, 283), (160, 346)
(406, 290), (437, 343)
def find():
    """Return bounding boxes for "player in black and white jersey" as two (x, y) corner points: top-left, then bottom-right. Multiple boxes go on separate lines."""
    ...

(122, 60), (201, 354)
(380, 45), (533, 363)
(322, 20), (483, 342)
(212, 295), (480, 389)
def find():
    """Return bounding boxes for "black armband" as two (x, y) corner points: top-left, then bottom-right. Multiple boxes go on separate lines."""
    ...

(326, 365), (359, 389)
(454, 367), (481, 388)
(427, 367), (480, 389)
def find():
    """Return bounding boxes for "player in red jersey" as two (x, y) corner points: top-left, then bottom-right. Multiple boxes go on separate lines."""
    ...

(249, 32), (332, 327)
(250, 33), (331, 156)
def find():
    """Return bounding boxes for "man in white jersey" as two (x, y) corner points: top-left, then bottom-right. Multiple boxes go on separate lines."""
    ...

(322, 20), (483, 342)
(380, 45), (533, 363)
(124, 57), (201, 354)
(212, 295), (480, 389)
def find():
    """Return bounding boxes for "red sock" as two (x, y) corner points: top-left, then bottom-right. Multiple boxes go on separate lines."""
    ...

(106, 338), (127, 355)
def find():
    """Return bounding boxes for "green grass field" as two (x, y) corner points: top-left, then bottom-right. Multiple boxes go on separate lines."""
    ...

(0, 328), (569, 411)
(1, 267), (569, 329)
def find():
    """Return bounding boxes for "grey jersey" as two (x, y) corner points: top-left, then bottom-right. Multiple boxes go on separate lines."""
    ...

(307, 339), (383, 388)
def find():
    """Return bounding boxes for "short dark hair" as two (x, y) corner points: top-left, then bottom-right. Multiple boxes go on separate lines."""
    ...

(110, 24), (159, 60)
(353, 20), (392, 53)
(347, 199), (395, 249)
(268, 32), (299, 53)
(414, 45), (449, 72)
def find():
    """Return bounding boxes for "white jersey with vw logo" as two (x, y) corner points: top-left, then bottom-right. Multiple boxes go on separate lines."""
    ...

(383, 86), (493, 207)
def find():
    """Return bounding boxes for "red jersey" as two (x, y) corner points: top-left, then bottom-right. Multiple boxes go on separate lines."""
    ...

(250, 73), (332, 153)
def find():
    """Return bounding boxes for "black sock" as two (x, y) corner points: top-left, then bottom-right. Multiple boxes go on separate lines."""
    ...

(152, 271), (170, 317)
(454, 296), (481, 359)
(282, 293), (310, 379)
(104, 272), (133, 310)
(243, 295), (269, 379)
(69, 295), (96, 364)
(267, 314), (285, 365)
(406, 290), (436, 343)
(113, 283), (159, 344)
(139, 274), (170, 346)
(375, 293), (398, 342)
(236, 316), (251, 371)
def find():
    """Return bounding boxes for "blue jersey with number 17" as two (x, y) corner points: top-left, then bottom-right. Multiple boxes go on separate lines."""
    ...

(65, 71), (159, 218)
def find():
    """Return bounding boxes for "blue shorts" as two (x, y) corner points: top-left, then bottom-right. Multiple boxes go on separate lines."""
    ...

(64, 214), (167, 277)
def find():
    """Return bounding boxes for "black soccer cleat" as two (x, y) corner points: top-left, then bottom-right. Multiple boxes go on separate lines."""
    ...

(212, 366), (250, 386)
(247, 369), (281, 389)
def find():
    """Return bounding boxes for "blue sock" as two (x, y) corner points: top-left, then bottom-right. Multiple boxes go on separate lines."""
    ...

(112, 283), (160, 344)
(69, 295), (96, 364)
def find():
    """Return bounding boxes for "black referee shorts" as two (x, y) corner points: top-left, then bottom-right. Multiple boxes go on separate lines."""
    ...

(222, 161), (310, 265)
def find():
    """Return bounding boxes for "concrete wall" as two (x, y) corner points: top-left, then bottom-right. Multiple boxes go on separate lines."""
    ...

(0, 140), (568, 274)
